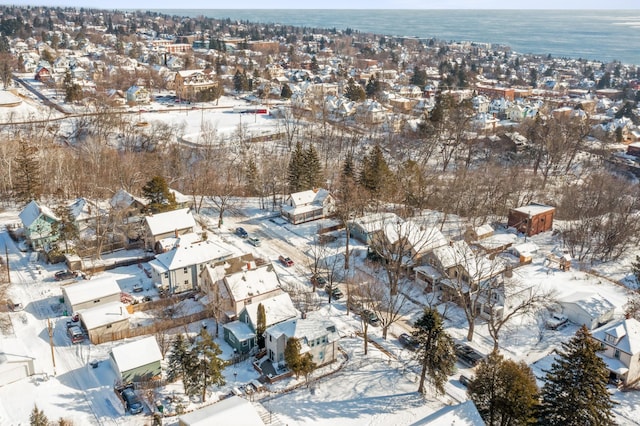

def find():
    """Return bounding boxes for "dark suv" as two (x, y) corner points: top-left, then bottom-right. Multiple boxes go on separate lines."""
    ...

(235, 227), (248, 238)
(454, 343), (485, 367)
(121, 387), (143, 415)
(55, 270), (78, 281)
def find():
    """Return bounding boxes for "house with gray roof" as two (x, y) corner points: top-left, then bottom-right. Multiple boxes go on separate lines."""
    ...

(19, 200), (59, 250)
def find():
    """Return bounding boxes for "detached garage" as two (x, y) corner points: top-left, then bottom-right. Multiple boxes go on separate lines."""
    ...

(178, 396), (264, 426)
(62, 277), (122, 313)
(80, 302), (130, 344)
(110, 336), (162, 384)
(0, 339), (35, 386)
(559, 292), (616, 330)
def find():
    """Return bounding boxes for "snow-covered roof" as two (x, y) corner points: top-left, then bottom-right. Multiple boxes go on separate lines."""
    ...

(243, 293), (298, 329)
(225, 264), (282, 302)
(150, 238), (233, 272)
(416, 400), (484, 425)
(286, 188), (330, 208)
(67, 197), (105, 222)
(79, 302), (129, 330)
(559, 292), (615, 318)
(382, 221), (447, 254)
(110, 189), (148, 209)
(178, 396), (264, 426)
(593, 318), (640, 355)
(145, 208), (196, 236)
(267, 318), (339, 350)
(19, 200), (59, 228)
(62, 278), (121, 307)
(511, 203), (555, 216)
(110, 336), (162, 373)
(222, 320), (255, 341)
(350, 212), (402, 235)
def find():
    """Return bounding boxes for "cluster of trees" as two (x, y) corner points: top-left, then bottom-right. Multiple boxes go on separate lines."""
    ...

(166, 330), (226, 402)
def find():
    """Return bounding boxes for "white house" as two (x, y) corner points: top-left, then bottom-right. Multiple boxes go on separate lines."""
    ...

(144, 208), (197, 250)
(61, 277), (122, 313)
(110, 336), (162, 384)
(265, 317), (339, 369)
(280, 188), (335, 225)
(591, 318), (640, 386)
(559, 292), (616, 330)
(149, 236), (233, 294)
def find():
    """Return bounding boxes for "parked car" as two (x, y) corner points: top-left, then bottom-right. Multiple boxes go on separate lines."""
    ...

(55, 270), (78, 281)
(361, 309), (380, 327)
(235, 227), (248, 238)
(278, 255), (294, 267)
(7, 299), (23, 312)
(398, 333), (419, 351)
(121, 387), (143, 415)
(459, 374), (473, 387)
(67, 324), (84, 344)
(311, 274), (327, 287)
(247, 236), (261, 247)
(546, 313), (569, 330)
(325, 284), (343, 300)
(454, 343), (484, 366)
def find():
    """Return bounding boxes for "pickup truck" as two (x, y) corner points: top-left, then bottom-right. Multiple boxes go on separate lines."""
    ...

(278, 255), (294, 267)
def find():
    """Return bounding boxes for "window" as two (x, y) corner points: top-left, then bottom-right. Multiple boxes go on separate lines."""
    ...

(615, 349), (621, 359)
(183, 267), (188, 273)
(242, 340), (248, 347)
(184, 280), (189, 285)
(269, 335), (272, 342)
(164, 272), (168, 279)
(606, 334), (616, 343)
(106, 324), (112, 329)
(94, 299), (101, 304)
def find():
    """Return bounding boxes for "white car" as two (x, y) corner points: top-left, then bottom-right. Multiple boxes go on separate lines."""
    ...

(546, 313), (569, 330)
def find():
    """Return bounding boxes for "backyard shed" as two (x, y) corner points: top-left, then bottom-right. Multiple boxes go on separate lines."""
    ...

(0, 339), (36, 386)
(110, 336), (162, 384)
(178, 396), (264, 426)
(62, 277), (122, 313)
(507, 203), (555, 237)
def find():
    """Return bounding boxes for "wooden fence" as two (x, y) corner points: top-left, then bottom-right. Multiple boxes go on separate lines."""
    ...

(91, 310), (210, 344)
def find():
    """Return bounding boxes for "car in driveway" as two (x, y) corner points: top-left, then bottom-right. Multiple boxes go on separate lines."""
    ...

(55, 270), (78, 281)
(398, 333), (419, 351)
(247, 236), (261, 247)
(454, 343), (485, 367)
(235, 227), (248, 238)
(361, 309), (380, 327)
(546, 313), (569, 330)
(121, 387), (143, 415)
(459, 374), (473, 387)
(278, 255), (294, 267)
(311, 274), (327, 287)
(324, 284), (343, 300)
(67, 324), (84, 344)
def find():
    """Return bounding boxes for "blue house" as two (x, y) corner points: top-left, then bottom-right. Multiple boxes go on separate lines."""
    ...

(18, 200), (59, 250)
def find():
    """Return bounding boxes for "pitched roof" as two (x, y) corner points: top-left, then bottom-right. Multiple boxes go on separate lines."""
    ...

(150, 238), (233, 272)
(286, 188), (330, 208)
(559, 292), (615, 318)
(243, 293), (298, 329)
(178, 396), (264, 426)
(110, 336), (162, 373)
(79, 301), (129, 330)
(19, 200), (59, 228)
(593, 318), (640, 355)
(110, 189), (148, 209)
(62, 277), (122, 307)
(145, 208), (196, 236)
(225, 264), (282, 302)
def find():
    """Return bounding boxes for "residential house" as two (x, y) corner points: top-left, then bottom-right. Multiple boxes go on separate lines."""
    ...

(109, 336), (162, 384)
(507, 203), (555, 237)
(200, 257), (284, 322)
(149, 235), (233, 294)
(61, 277), (122, 313)
(125, 85), (150, 104)
(373, 220), (448, 269)
(34, 64), (52, 82)
(591, 318), (640, 386)
(177, 396), (264, 426)
(80, 302), (130, 344)
(110, 189), (148, 217)
(559, 292), (615, 330)
(144, 208), (196, 251)
(348, 212), (402, 245)
(19, 200), (59, 250)
(223, 293), (298, 355)
(280, 188), (335, 225)
(265, 318), (340, 370)
(67, 197), (103, 232)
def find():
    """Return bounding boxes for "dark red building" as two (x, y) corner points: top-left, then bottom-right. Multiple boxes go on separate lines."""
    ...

(507, 203), (555, 237)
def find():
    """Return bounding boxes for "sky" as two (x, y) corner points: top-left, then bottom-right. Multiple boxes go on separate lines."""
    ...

(3, 0), (638, 9)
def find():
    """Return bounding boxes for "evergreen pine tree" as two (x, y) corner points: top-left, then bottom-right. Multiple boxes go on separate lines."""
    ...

(142, 175), (176, 213)
(413, 307), (455, 395)
(284, 337), (315, 379)
(244, 158), (259, 196)
(537, 325), (616, 425)
(287, 142), (305, 193)
(345, 78), (366, 102)
(280, 83), (292, 99)
(365, 76), (379, 99)
(342, 152), (355, 179)
(256, 303), (266, 349)
(359, 144), (392, 195)
(632, 255), (640, 284)
(14, 141), (41, 204)
(190, 329), (226, 402)
(166, 334), (191, 394)
(302, 145), (323, 190)
(233, 70), (244, 92)
(52, 205), (79, 253)
(30, 405), (49, 426)
(468, 350), (539, 426)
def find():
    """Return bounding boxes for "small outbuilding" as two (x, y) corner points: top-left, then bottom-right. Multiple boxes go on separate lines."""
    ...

(110, 336), (162, 384)
(0, 339), (36, 386)
(178, 396), (264, 426)
(79, 302), (130, 344)
(507, 203), (555, 237)
(559, 292), (616, 330)
(62, 277), (122, 313)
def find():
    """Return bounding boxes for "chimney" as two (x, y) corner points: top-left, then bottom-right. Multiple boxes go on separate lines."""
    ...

(175, 229), (179, 238)
(247, 262), (251, 270)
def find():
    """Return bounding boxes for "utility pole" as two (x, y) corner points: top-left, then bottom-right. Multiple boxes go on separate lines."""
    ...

(47, 319), (56, 376)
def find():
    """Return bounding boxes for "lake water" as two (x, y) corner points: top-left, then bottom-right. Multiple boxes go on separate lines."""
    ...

(149, 9), (640, 65)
